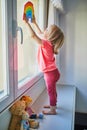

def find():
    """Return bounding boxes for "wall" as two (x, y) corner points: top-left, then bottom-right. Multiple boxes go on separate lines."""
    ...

(59, 0), (87, 113)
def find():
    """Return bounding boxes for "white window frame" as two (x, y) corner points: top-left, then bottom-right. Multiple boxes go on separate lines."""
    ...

(0, 0), (48, 113)
(0, 0), (14, 113)
(13, 0), (44, 98)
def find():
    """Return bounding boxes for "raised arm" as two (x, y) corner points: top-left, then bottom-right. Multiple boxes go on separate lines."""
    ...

(24, 15), (42, 45)
(32, 16), (43, 34)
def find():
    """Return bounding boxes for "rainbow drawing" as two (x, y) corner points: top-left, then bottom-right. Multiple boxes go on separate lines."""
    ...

(23, 1), (34, 21)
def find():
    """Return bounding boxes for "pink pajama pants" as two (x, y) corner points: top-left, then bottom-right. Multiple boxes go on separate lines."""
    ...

(44, 69), (60, 106)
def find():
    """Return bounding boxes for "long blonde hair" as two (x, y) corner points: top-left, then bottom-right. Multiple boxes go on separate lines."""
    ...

(47, 25), (64, 54)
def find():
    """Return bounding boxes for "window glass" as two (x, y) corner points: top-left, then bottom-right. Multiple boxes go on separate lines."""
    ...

(17, 0), (39, 87)
(0, 0), (9, 100)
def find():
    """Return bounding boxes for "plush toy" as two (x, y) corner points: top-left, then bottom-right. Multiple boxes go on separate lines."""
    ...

(8, 100), (26, 130)
(29, 119), (39, 129)
(20, 95), (44, 119)
(20, 95), (39, 129)
(20, 95), (35, 116)
(21, 111), (39, 130)
(21, 112), (30, 130)
(8, 95), (39, 130)
(30, 113), (44, 119)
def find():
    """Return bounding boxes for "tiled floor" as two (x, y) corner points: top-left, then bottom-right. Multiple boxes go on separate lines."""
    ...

(31, 85), (76, 130)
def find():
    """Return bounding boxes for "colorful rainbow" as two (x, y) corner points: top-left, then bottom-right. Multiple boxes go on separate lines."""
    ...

(23, 1), (34, 21)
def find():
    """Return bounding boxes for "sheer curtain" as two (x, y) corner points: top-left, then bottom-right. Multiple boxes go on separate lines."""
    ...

(47, 0), (64, 74)
(50, 0), (63, 11)
(48, 0), (63, 25)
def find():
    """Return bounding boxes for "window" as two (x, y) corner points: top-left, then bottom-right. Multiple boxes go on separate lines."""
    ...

(0, 0), (7, 98)
(0, 0), (14, 112)
(0, 0), (9, 105)
(0, 0), (46, 112)
(17, 0), (40, 88)
(16, 0), (43, 97)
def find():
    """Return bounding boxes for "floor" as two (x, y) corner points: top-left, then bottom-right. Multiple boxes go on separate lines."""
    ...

(31, 85), (76, 130)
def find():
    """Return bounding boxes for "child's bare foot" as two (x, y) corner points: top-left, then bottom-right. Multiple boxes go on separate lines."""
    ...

(42, 106), (57, 115)
(43, 105), (50, 108)
(42, 110), (57, 115)
(43, 105), (58, 109)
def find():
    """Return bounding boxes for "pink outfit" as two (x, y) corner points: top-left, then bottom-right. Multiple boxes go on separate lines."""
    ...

(37, 39), (60, 106)
(37, 40), (57, 72)
(44, 69), (60, 106)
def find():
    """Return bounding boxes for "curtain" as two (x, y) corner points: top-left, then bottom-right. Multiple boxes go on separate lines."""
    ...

(48, 0), (60, 25)
(48, 0), (61, 71)
(50, 0), (63, 11)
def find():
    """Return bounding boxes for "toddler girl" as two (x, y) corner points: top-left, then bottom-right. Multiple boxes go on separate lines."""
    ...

(23, 15), (64, 115)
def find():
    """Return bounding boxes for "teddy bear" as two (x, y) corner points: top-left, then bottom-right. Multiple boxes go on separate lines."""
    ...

(20, 95), (35, 116)
(8, 95), (39, 130)
(20, 96), (44, 119)
(8, 100), (26, 130)
(20, 95), (39, 129)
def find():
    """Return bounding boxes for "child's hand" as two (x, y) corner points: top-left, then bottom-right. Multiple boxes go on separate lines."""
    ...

(32, 15), (36, 24)
(23, 13), (28, 23)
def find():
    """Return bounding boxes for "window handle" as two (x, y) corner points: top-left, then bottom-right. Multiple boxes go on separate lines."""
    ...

(16, 27), (23, 44)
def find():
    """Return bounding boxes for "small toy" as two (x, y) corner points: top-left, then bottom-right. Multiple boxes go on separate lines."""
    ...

(23, 1), (34, 22)
(29, 119), (39, 129)
(21, 112), (30, 130)
(30, 113), (44, 119)
(38, 113), (44, 119)
(21, 111), (39, 130)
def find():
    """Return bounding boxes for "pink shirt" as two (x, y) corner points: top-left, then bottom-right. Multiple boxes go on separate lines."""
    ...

(37, 39), (57, 72)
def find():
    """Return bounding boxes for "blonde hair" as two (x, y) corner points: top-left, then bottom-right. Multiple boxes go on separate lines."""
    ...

(47, 25), (64, 54)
